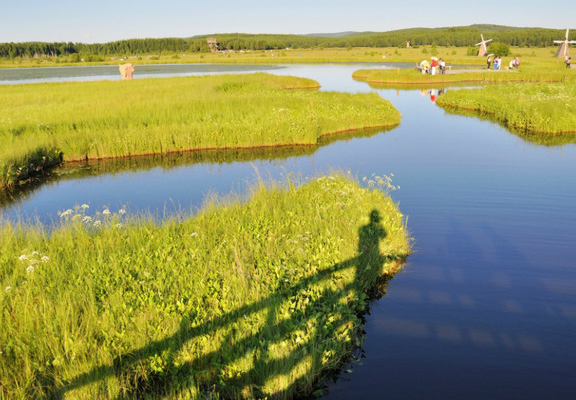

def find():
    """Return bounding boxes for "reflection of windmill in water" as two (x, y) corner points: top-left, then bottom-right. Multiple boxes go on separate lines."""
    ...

(554, 29), (576, 58)
(475, 34), (493, 57)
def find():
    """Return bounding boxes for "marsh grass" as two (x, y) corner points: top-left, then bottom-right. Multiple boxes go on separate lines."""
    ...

(0, 73), (400, 189)
(0, 127), (393, 210)
(0, 146), (63, 188)
(352, 68), (576, 85)
(352, 63), (576, 136)
(436, 82), (576, 135)
(441, 107), (576, 146)
(0, 172), (411, 399)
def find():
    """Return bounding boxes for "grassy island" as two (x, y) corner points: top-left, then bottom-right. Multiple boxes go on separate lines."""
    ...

(0, 173), (411, 399)
(352, 66), (576, 138)
(0, 73), (401, 189)
(352, 68), (575, 85)
(436, 82), (576, 135)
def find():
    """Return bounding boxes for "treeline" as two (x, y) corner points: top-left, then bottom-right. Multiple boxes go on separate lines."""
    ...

(336, 26), (573, 48)
(1, 25), (573, 59)
(0, 38), (198, 59)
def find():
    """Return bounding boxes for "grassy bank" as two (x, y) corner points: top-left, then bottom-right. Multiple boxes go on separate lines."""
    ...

(352, 60), (576, 138)
(352, 67), (575, 85)
(0, 172), (411, 399)
(0, 73), (401, 188)
(436, 82), (576, 135)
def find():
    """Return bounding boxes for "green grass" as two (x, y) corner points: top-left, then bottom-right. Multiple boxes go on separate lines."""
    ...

(0, 73), (400, 189)
(0, 46), (567, 68)
(351, 59), (576, 139)
(436, 82), (576, 135)
(352, 67), (576, 85)
(0, 172), (411, 399)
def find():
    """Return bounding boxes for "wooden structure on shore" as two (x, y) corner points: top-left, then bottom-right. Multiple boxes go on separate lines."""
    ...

(554, 29), (576, 58)
(207, 38), (220, 53)
(475, 34), (493, 57)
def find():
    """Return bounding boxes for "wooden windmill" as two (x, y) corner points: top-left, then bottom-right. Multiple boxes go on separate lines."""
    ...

(554, 29), (576, 58)
(475, 34), (493, 57)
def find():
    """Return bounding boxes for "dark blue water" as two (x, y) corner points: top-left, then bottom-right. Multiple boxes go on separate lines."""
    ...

(1, 64), (575, 399)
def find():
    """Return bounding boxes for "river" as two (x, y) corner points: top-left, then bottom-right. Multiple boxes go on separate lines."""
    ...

(1, 63), (575, 399)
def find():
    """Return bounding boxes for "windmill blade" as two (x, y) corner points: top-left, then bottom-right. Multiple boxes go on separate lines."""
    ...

(475, 39), (492, 46)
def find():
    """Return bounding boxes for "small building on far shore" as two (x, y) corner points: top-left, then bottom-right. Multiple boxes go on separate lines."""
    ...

(207, 38), (220, 53)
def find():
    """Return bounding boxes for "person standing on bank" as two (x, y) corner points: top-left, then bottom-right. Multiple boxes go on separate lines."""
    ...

(439, 58), (446, 74)
(431, 58), (438, 75)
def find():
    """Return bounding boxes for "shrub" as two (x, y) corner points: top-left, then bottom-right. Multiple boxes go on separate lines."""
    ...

(488, 42), (510, 57)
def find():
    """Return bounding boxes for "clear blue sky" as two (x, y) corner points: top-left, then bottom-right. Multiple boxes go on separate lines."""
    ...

(1, 0), (574, 43)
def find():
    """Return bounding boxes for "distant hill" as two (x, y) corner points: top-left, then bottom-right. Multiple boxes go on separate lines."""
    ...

(298, 25), (545, 38)
(305, 32), (364, 38)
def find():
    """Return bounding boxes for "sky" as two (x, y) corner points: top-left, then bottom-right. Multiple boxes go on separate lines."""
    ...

(1, 0), (574, 44)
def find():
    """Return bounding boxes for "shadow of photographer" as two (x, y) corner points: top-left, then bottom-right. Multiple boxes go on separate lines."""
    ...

(55, 209), (401, 399)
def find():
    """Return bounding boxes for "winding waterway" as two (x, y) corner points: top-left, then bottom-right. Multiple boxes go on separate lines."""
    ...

(2, 64), (576, 399)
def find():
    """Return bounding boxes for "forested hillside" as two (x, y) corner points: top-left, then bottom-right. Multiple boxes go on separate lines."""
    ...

(1, 24), (573, 59)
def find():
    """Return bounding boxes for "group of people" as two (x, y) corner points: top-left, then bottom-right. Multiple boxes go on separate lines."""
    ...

(420, 58), (447, 75)
(486, 56), (520, 70)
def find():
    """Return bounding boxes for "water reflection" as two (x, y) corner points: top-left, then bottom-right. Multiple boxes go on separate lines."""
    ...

(363, 79), (576, 146)
(441, 107), (576, 146)
(0, 127), (391, 214)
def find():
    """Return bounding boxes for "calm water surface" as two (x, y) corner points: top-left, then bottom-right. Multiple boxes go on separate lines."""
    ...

(0, 63), (282, 84)
(1, 64), (575, 399)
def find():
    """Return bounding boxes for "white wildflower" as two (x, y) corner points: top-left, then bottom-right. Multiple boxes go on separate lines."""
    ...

(4, 286), (12, 293)
(118, 209), (126, 215)
(41, 255), (49, 263)
(18, 255), (28, 261)
(116, 223), (123, 229)
(93, 220), (102, 228)
(82, 216), (93, 223)
(191, 232), (198, 237)
(81, 204), (89, 209)
(26, 265), (35, 274)
(102, 209), (111, 216)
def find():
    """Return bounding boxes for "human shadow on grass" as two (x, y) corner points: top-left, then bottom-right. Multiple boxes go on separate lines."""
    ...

(53, 209), (403, 399)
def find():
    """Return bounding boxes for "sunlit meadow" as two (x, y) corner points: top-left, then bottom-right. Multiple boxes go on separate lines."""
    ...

(0, 173), (411, 399)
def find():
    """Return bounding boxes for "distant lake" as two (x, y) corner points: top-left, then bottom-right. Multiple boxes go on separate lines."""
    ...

(1, 63), (575, 399)
(0, 63), (282, 84)
(0, 62), (415, 85)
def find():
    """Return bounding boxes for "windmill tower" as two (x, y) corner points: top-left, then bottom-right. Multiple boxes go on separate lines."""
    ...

(554, 29), (576, 58)
(475, 34), (493, 57)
